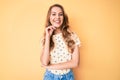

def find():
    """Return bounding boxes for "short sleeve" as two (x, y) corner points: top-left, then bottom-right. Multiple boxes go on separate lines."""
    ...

(71, 32), (81, 47)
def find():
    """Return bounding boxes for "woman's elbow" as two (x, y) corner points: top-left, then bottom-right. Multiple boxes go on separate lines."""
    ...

(40, 59), (49, 66)
(74, 62), (79, 68)
(72, 60), (79, 68)
(42, 62), (49, 66)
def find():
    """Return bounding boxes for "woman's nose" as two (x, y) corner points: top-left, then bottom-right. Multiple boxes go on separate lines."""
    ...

(56, 14), (60, 19)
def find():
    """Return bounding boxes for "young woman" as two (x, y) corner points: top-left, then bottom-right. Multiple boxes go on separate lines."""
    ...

(40, 4), (81, 80)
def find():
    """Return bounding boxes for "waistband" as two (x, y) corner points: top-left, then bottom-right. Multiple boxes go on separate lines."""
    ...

(46, 69), (73, 76)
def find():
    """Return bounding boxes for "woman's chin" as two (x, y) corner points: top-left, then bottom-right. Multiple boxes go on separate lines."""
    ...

(53, 24), (61, 28)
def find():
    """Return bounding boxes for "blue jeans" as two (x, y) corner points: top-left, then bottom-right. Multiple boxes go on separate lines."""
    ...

(43, 70), (74, 80)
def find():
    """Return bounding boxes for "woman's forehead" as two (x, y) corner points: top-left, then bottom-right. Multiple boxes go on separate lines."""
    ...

(51, 7), (63, 13)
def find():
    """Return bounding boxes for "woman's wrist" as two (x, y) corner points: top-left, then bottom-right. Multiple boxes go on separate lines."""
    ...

(45, 35), (50, 40)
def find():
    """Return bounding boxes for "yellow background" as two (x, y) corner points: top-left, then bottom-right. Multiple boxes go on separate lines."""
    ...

(0, 0), (120, 80)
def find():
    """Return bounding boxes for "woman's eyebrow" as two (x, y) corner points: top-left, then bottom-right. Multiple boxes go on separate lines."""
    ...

(59, 12), (63, 13)
(51, 11), (63, 14)
(51, 12), (56, 14)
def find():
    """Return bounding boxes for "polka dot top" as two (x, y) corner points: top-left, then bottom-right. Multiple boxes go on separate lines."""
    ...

(48, 32), (81, 75)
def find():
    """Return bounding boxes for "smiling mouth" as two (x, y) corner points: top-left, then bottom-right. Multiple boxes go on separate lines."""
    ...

(54, 20), (61, 24)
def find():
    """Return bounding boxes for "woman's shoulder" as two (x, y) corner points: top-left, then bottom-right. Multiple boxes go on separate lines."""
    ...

(68, 29), (81, 47)
(67, 29), (79, 38)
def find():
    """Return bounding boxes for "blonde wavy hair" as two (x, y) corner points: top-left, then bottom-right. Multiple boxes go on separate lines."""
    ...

(42, 4), (75, 53)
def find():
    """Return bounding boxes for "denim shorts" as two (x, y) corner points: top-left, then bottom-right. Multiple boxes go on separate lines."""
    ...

(43, 69), (74, 80)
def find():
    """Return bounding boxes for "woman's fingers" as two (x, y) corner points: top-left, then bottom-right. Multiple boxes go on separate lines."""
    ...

(45, 26), (56, 37)
(46, 26), (55, 31)
(51, 26), (56, 30)
(46, 26), (56, 31)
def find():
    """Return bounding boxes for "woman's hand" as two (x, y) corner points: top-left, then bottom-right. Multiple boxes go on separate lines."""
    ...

(45, 26), (56, 37)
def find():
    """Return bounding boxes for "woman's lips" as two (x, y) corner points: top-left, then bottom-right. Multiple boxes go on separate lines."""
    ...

(54, 20), (61, 24)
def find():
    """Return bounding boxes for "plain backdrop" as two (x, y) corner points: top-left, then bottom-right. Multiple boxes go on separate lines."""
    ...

(0, 0), (120, 80)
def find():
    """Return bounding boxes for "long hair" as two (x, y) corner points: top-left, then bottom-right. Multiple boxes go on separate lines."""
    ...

(42, 4), (75, 53)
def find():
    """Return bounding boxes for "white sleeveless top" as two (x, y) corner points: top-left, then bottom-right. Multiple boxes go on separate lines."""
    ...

(48, 32), (81, 75)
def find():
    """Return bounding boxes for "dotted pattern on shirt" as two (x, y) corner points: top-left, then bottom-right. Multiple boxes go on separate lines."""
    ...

(48, 32), (81, 75)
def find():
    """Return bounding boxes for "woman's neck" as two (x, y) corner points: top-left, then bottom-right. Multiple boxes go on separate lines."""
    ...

(54, 28), (62, 34)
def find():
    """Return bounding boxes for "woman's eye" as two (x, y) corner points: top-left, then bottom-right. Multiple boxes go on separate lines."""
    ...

(59, 13), (63, 16)
(52, 14), (56, 16)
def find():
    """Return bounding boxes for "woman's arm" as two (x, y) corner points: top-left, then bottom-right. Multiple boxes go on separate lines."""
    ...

(42, 45), (80, 69)
(40, 26), (56, 65)
(40, 36), (50, 66)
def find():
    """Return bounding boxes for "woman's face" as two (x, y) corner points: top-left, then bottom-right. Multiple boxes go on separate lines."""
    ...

(50, 7), (64, 28)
